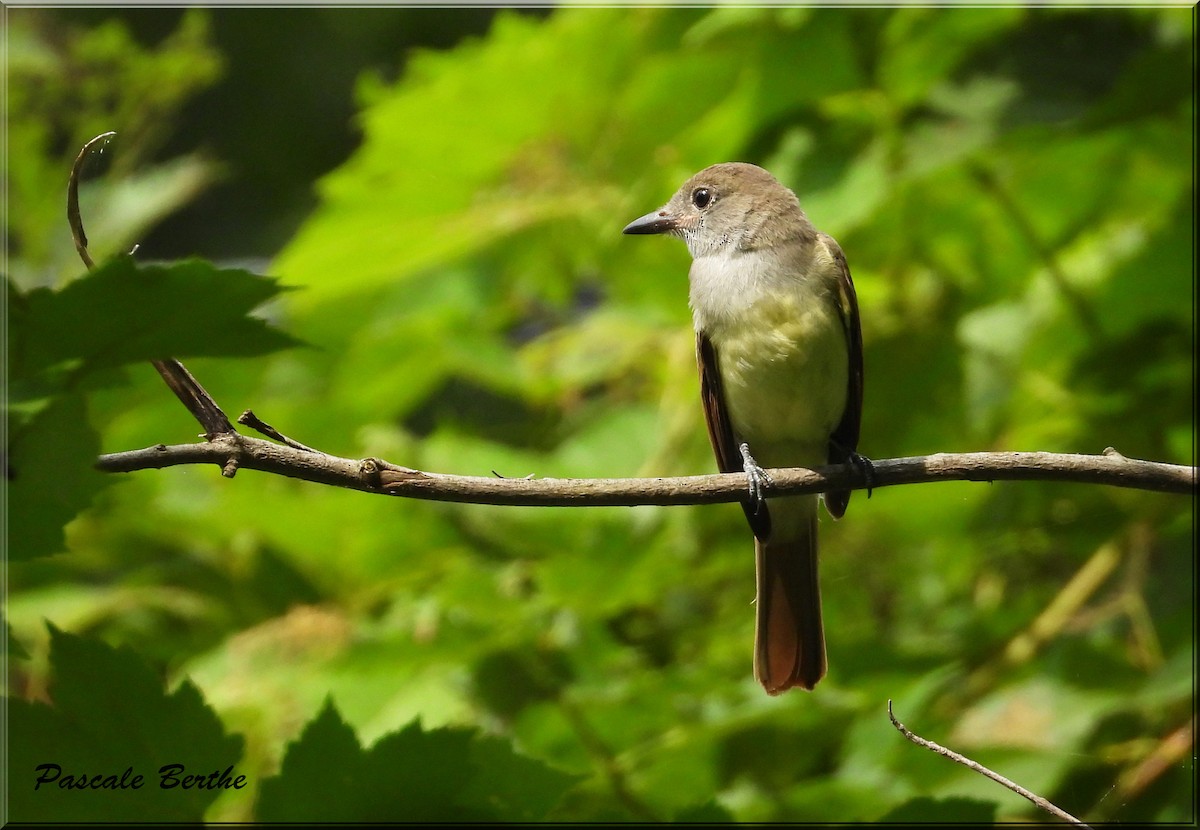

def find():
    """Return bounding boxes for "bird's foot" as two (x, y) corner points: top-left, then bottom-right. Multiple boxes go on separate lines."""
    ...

(848, 451), (877, 498)
(739, 443), (773, 512)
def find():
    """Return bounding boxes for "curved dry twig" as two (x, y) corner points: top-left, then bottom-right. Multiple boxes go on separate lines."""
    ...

(887, 700), (1092, 827)
(67, 130), (116, 269)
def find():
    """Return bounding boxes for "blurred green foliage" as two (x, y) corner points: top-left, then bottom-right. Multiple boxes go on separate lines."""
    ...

(7, 9), (223, 286)
(5, 6), (1193, 823)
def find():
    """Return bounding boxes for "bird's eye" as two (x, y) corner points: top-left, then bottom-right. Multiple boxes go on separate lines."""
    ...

(691, 187), (713, 209)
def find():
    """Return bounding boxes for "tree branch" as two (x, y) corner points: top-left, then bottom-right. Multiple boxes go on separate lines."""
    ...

(149, 358), (236, 436)
(95, 436), (1195, 506)
(71, 131), (1195, 508)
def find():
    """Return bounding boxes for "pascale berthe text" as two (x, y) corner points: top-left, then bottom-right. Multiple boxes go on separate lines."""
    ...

(34, 763), (247, 791)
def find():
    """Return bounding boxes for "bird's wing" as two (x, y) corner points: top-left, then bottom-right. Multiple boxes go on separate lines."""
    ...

(697, 330), (772, 540)
(820, 234), (863, 520)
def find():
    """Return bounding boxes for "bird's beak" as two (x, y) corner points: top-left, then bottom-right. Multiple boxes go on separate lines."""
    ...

(622, 208), (678, 235)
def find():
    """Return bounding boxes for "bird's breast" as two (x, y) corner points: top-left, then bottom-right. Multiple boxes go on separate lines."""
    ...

(691, 253), (848, 468)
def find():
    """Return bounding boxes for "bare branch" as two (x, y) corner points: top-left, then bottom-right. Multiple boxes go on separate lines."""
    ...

(95, 437), (1195, 506)
(887, 700), (1092, 827)
(151, 359), (235, 436)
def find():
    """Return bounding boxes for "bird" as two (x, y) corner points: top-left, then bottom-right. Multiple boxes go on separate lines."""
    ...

(623, 162), (864, 693)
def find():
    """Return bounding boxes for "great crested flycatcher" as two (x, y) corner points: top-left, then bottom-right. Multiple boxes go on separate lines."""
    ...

(623, 162), (864, 693)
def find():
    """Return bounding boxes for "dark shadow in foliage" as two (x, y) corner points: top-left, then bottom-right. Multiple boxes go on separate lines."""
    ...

(471, 645), (575, 722)
(673, 799), (736, 822)
(403, 375), (565, 451)
(879, 795), (999, 823)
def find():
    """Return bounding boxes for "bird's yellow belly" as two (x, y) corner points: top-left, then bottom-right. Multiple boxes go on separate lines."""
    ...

(713, 297), (848, 469)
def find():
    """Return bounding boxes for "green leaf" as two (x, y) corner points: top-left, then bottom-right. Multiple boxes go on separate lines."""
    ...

(461, 733), (582, 822)
(7, 626), (244, 822)
(6, 392), (108, 561)
(257, 699), (578, 821)
(254, 700), (365, 820)
(12, 255), (299, 377)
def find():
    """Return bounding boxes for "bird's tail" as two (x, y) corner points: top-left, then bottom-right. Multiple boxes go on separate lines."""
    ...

(753, 497), (826, 693)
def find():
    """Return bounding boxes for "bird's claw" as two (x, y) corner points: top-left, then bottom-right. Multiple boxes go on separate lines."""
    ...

(739, 443), (772, 512)
(848, 451), (877, 498)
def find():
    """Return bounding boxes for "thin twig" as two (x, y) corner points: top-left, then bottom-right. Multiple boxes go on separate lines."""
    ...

(238, 410), (320, 453)
(887, 700), (1092, 828)
(67, 131), (116, 269)
(151, 358), (235, 436)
